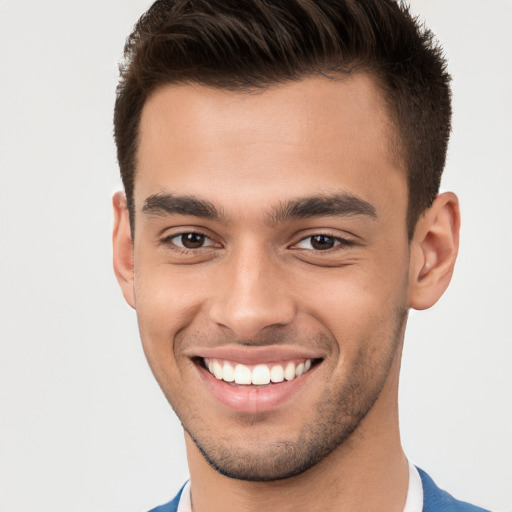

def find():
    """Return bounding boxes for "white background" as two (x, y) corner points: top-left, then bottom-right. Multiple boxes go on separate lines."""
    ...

(0, 1), (510, 511)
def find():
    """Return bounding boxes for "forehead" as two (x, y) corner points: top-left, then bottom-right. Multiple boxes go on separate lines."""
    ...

(136, 75), (405, 221)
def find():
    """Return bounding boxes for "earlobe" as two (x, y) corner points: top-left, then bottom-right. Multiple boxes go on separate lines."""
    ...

(408, 192), (460, 310)
(112, 191), (136, 309)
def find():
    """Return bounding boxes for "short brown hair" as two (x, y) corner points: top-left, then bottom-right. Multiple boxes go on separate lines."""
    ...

(114, 0), (451, 238)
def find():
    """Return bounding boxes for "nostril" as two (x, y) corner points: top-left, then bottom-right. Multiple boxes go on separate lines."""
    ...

(208, 301), (296, 339)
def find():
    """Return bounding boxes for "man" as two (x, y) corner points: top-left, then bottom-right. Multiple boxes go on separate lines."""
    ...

(112, 1), (490, 511)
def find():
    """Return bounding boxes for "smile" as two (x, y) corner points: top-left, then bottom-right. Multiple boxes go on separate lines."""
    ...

(204, 358), (313, 385)
(193, 351), (323, 413)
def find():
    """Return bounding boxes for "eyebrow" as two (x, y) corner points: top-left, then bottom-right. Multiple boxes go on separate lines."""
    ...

(268, 194), (377, 224)
(142, 193), (225, 221)
(141, 192), (377, 224)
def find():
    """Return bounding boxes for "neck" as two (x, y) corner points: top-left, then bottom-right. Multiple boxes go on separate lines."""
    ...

(185, 357), (409, 512)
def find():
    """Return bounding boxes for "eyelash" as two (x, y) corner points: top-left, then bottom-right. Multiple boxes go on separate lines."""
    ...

(160, 232), (218, 252)
(160, 231), (354, 253)
(292, 233), (354, 252)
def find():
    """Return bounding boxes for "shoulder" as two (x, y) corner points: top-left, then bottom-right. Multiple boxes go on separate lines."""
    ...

(146, 484), (184, 512)
(147, 472), (493, 512)
(418, 467), (492, 512)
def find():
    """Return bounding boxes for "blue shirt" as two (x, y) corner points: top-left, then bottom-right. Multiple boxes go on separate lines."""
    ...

(148, 467), (491, 512)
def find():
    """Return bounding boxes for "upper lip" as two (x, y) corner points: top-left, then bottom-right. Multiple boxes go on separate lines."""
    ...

(187, 345), (325, 365)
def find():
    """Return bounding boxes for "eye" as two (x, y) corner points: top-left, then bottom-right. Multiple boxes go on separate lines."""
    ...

(166, 232), (216, 250)
(294, 234), (351, 251)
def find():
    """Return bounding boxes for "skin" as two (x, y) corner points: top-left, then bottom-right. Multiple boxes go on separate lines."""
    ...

(113, 74), (460, 511)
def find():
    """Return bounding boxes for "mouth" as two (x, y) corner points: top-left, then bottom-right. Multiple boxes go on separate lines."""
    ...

(202, 357), (317, 386)
(192, 352), (323, 413)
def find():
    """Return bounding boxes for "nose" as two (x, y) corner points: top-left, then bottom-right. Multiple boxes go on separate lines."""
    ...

(208, 245), (296, 339)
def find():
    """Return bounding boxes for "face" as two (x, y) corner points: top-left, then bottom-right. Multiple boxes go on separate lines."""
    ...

(121, 75), (412, 480)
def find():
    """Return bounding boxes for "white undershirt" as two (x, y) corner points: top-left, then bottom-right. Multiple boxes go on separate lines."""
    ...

(177, 462), (423, 512)
(404, 462), (424, 512)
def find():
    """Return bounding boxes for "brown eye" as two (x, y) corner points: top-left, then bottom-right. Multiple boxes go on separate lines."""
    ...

(180, 233), (206, 248)
(293, 234), (352, 252)
(162, 231), (219, 255)
(310, 235), (336, 250)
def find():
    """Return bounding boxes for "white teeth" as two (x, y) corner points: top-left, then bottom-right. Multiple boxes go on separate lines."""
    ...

(284, 362), (296, 381)
(213, 360), (223, 380)
(252, 364), (270, 385)
(204, 358), (314, 385)
(270, 365), (284, 383)
(222, 361), (235, 382)
(234, 364), (252, 385)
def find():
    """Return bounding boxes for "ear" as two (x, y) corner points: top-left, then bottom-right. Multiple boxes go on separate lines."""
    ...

(408, 192), (460, 310)
(112, 191), (135, 309)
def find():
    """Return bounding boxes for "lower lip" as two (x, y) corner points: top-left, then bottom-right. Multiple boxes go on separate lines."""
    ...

(197, 363), (317, 414)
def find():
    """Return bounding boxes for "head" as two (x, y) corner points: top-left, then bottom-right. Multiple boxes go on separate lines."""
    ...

(112, 0), (459, 482)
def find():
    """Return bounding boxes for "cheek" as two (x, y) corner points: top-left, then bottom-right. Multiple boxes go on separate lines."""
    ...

(133, 268), (203, 409)
(298, 259), (409, 348)
(132, 264), (206, 376)
(135, 262), (205, 327)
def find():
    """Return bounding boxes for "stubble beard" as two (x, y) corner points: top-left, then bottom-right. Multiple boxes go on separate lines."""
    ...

(178, 307), (408, 482)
